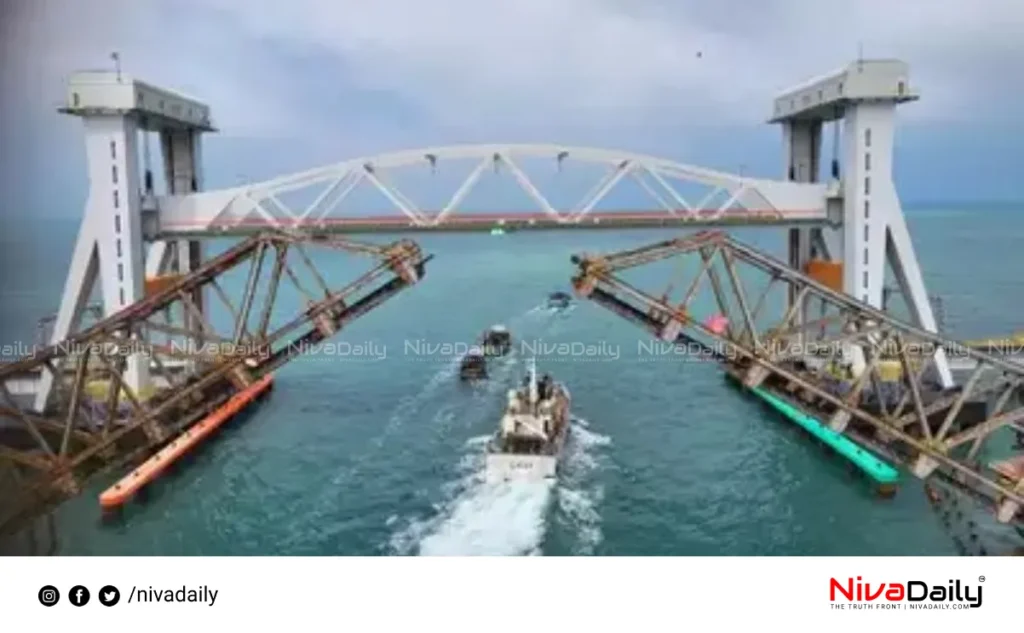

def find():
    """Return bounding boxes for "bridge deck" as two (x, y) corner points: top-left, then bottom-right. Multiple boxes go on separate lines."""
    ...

(157, 211), (828, 237)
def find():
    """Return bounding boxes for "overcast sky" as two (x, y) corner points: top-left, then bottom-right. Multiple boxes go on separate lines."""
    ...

(1, 0), (1022, 219)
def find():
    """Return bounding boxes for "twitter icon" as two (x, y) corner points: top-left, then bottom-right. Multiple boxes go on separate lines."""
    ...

(99, 585), (120, 607)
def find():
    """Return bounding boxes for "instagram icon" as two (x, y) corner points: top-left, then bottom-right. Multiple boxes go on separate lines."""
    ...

(38, 585), (60, 607)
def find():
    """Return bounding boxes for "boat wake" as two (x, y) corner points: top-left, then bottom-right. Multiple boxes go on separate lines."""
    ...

(374, 302), (544, 448)
(418, 478), (553, 556)
(387, 417), (611, 556)
(527, 303), (576, 318)
(368, 354), (463, 452)
(554, 418), (609, 555)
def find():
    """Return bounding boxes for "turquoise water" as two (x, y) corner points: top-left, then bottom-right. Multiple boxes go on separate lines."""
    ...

(1, 206), (1022, 555)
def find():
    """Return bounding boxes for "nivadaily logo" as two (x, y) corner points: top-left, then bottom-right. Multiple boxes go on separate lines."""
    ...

(830, 576), (984, 610)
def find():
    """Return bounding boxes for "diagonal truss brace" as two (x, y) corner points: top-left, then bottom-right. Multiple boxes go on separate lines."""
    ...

(571, 230), (1024, 529)
(0, 230), (431, 537)
(171, 145), (818, 233)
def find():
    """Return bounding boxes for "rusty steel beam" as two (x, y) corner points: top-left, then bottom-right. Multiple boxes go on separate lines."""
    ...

(571, 230), (1024, 547)
(0, 231), (431, 537)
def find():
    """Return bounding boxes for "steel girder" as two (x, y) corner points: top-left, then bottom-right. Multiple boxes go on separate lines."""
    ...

(571, 229), (1024, 551)
(0, 231), (430, 537)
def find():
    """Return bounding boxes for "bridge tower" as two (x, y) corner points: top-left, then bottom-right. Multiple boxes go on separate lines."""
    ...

(771, 59), (952, 388)
(34, 70), (215, 412)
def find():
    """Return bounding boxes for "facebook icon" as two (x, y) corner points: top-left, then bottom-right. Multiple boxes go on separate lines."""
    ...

(69, 585), (90, 606)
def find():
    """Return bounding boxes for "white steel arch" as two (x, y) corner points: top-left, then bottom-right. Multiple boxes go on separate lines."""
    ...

(155, 143), (830, 233)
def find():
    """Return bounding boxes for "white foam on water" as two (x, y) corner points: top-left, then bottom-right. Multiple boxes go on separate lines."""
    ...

(464, 434), (492, 448)
(384, 305), (604, 556)
(417, 478), (555, 556)
(557, 486), (603, 554)
(388, 418), (612, 556)
(555, 418), (611, 554)
(527, 302), (575, 317)
(388, 442), (553, 556)
(572, 418), (611, 448)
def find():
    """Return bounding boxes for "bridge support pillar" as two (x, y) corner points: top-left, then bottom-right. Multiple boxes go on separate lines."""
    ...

(771, 60), (953, 389)
(36, 111), (150, 412)
(840, 98), (953, 388)
(781, 119), (824, 348)
(36, 71), (216, 412)
(151, 128), (209, 369)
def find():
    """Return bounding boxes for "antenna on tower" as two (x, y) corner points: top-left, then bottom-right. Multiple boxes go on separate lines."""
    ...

(856, 42), (864, 70)
(111, 52), (122, 82)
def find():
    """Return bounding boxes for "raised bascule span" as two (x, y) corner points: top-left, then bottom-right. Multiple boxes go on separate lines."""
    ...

(0, 231), (429, 538)
(1, 58), (1019, 554)
(571, 230), (1024, 551)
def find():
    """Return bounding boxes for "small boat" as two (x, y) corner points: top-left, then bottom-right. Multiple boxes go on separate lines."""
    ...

(485, 359), (572, 483)
(547, 291), (572, 310)
(459, 352), (488, 381)
(480, 324), (512, 357)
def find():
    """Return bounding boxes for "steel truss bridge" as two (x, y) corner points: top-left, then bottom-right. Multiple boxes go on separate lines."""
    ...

(3, 226), (1022, 554)
(571, 230), (1024, 555)
(153, 144), (829, 237)
(0, 232), (428, 541)
(2, 59), (1021, 555)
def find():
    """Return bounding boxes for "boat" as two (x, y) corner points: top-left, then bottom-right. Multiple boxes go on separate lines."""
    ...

(458, 325), (511, 381)
(459, 351), (488, 381)
(547, 291), (572, 310)
(485, 359), (572, 483)
(480, 324), (512, 357)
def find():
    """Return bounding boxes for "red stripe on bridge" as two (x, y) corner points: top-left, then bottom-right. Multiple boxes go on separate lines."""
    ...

(160, 209), (827, 234)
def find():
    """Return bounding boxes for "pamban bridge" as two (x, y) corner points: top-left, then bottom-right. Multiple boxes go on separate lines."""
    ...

(2, 58), (1023, 556)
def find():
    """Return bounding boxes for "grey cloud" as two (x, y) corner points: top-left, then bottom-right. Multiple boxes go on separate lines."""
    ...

(2, 0), (1023, 152)
(2, 0), (307, 138)
(173, 0), (1024, 126)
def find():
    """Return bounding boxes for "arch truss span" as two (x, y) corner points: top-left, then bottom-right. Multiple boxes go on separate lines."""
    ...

(155, 144), (831, 235)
